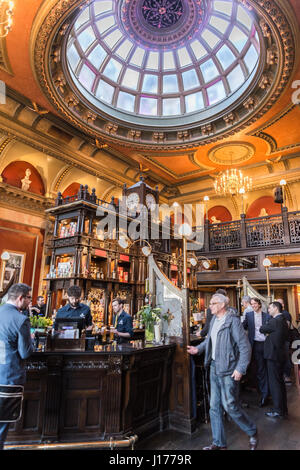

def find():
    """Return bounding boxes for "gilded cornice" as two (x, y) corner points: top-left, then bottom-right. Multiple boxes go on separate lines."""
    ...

(30, 0), (298, 151)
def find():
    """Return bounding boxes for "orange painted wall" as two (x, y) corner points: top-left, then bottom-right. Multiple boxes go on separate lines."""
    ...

(246, 196), (281, 218)
(0, 219), (44, 301)
(62, 182), (81, 198)
(207, 206), (232, 223)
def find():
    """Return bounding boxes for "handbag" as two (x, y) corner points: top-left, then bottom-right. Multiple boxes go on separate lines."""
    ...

(0, 384), (24, 423)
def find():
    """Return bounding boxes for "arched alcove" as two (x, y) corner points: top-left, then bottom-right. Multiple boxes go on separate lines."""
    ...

(1, 161), (45, 195)
(246, 196), (281, 218)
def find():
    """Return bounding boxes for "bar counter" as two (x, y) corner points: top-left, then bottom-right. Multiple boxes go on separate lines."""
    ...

(6, 342), (176, 447)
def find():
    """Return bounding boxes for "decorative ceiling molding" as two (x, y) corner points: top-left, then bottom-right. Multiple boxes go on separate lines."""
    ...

(30, 0), (298, 151)
(208, 142), (255, 165)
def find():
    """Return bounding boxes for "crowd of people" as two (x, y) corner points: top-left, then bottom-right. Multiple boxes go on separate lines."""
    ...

(0, 282), (297, 451)
(188, 290), (295, 450)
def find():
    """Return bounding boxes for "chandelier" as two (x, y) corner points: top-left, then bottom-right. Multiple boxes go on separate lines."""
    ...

(0, 1), (14, 38)
(214, 168), (252, 195)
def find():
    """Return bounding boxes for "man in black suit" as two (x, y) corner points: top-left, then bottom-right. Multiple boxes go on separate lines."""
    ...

(243, 298), (270, 406)
(259, 301), (289, 418)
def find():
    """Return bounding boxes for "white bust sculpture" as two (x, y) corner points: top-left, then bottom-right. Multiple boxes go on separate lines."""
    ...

(21, 168), (32, 191)
(211, 215), (221, 224)
(259, 207), (268, 217)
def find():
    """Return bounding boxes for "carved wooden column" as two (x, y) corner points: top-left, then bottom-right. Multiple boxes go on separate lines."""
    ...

(103, 356), (123, 434)
(53, 216), (59, 237)
(130, 255), (136, 283)
(106, 252), (112, 279)
(204, 219), (210, 252)
(281, 206), (290, 245)
(240, 214), (247, 249)
(41, 355), (63, 442)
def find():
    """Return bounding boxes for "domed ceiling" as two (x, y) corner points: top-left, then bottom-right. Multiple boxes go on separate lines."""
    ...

(32, 0), (297, 151)
(67, 0), (260, 121)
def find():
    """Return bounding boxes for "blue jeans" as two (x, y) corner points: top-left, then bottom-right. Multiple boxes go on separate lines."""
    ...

(209, 361), (257, 447)
(0, 423), (10, 450)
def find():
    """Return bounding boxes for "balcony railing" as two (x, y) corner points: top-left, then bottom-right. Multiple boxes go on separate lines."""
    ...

(54, 187), (300, 253)
(201, 208), (300, 252)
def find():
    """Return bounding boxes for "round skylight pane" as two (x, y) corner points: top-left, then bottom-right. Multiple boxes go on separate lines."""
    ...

(190, 40), (207, 60)
(94, 0), (113, 16)
(227, 64), (245, 92)
(163, 98), (181, 116)
(130, 48), (145, 67)
(207, 80), (226, 105)
(117, 91), (135, 112)
(142, 74), (158, 93)
(140, 97), (157, 116)
(115, 40), (133, 60)
(88, 45), (107, 69)
(237, 5), (253, 30)
(146, 52), (159, 70)
(213, 1), (232, 16)
(78, 27), (95, 52)
(96, 80), (115, 104)
(200, 59), (219, 83)
(182, 69), (199, 90)
(78, 64), (95, 91)
(244, 44), (259, 72)
(202, 29), (220, 49)
(209, 16), (229, 34)
(68, 44), (80, 70)
(216, 45), (236, 70)
(122, 68), (140, 90)
(96, 16), (115, 35)
(163, 75), (179, 93)
(185, 91), (204, 112)
(104, 29), (123, 48)
(163, 51), (175, 70)
(103, 58), (122, 81)
(75, 8), (90, 29)
(177, 48), (192, 67)
(229, 26), (248, 53)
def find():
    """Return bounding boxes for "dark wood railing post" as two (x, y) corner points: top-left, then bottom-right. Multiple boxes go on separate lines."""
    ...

(204, 219), (209, 252)
(240, 214), (247, 249)
(281, 206), (290, 244)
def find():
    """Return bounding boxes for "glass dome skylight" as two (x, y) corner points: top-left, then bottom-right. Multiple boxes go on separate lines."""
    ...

(66, 0), (260, 120)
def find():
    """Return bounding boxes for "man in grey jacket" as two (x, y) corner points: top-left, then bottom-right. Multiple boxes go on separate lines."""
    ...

(0, 283), (34, 450)
(188, 293), (258, 450)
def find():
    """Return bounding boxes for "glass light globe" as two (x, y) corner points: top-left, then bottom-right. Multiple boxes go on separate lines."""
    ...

(190, 257), (197, 267)
(178, 223), (192, 237)
(118, 236), (129, 249)
(263, 258), (272, 267)
(1, 251), (10, 261)
(202, 260), (211, 270)
(141, 246), (151, 257)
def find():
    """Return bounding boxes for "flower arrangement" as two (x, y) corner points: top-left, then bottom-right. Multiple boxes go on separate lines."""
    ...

(137, 305), (162, 327)
(30, 316), (52, 329)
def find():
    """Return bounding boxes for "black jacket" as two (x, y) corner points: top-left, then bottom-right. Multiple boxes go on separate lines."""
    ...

(259, 314), (289, 362)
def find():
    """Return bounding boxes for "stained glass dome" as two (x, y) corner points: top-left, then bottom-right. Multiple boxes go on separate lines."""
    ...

(66, 0), (261, 124)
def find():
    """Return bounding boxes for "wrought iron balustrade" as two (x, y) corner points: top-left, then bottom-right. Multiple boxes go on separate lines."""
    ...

(245, 214), (284, 247)
(209, 220), (241, 251)
(288, 211), (300, 243)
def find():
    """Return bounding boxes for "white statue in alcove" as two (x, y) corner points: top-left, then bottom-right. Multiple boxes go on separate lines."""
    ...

(21, 168), (32, 191)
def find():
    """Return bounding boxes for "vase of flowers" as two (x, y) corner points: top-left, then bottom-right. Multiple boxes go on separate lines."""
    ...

(137, 305), (162, 343)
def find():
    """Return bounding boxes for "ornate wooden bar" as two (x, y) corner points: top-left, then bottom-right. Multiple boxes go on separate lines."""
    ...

(5, 344), (175, 446)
